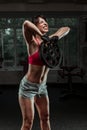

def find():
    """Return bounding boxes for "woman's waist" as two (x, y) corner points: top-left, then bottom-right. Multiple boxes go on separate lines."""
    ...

(26, 65), (48, 83)
(24, 74), (46, 85)
(25, 72), (47, 84)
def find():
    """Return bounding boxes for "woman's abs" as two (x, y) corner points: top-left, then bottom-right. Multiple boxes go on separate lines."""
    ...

(26, 67), (48, 83)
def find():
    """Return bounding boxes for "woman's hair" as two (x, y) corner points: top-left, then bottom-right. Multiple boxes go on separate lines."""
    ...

(32, 15), (47, 25)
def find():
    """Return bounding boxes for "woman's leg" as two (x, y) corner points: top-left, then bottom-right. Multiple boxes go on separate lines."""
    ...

(34, 95), (51, 130)
(19, 96), (35, 130)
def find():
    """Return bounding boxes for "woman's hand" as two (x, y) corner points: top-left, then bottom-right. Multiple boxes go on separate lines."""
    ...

(41, 34), (50, 43)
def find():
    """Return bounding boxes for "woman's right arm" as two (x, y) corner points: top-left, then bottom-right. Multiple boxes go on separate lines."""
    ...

(22, 20), (43, 44)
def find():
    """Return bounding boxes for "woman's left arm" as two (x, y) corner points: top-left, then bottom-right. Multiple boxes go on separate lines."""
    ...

(49, 27), (70, 39)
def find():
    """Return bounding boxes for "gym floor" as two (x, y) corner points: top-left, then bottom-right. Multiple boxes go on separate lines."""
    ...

(0, 83), (87, 130)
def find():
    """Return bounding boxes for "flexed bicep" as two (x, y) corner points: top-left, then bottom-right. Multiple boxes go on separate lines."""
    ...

(22, 23), (33, 45)
(22, 20), (43, 45)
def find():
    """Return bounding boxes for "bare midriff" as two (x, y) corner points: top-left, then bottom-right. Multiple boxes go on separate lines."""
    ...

(25, 64), (49, 84)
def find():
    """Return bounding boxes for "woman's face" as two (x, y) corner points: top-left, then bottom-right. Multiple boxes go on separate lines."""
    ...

(36, 17), (49, 34)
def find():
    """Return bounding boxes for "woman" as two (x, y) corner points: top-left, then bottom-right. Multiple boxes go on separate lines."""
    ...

(18, 15), (70, 130)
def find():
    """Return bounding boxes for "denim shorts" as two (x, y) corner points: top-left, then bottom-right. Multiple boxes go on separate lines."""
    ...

(18, 76), (48, 99)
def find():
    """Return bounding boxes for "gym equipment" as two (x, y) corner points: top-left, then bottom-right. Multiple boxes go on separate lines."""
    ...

(39, 36), (62, 68)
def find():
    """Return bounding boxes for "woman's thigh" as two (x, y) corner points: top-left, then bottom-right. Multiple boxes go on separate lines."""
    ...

(19, 96), (35, 120)
(34, 95), (50, 118)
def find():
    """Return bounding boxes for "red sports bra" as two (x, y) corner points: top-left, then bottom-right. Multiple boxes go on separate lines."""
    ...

(28, 50), (44, 66)
(28, 38), (44, 66)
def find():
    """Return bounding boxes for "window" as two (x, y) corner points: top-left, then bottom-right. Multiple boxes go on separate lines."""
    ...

(0, 18), (28, 70)
(0, 16), (79, 71)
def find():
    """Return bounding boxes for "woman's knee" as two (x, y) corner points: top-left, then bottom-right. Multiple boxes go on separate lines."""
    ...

(22, 116), (34, 129)
(40, 113), (50, 123)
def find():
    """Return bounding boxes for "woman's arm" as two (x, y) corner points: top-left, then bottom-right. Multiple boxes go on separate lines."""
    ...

(22, 20), (43, 44)
(49, 27), (70, 39)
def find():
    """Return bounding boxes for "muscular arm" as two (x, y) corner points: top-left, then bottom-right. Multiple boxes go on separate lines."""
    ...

(49, 27), (70, 39)
(22, 20), (43, 44)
